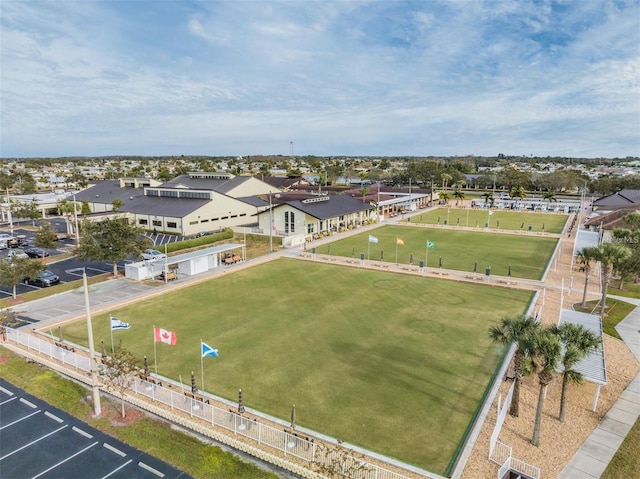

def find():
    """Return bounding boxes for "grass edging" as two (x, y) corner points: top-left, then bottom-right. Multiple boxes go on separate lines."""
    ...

(0, 347), (279, 479)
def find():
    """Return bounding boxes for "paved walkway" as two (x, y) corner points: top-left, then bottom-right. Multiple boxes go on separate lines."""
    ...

(559, 296), (640, 479)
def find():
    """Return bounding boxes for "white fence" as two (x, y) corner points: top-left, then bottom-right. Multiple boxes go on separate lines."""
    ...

(4, 327), (429, 479)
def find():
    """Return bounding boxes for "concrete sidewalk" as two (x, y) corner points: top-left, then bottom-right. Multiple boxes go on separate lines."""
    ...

(559, 299), (640, 479)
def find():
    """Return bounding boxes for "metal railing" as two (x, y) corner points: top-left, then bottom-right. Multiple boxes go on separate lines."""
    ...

(4, 327), (426, 479)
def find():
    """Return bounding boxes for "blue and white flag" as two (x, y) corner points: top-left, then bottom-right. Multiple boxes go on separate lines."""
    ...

(201, 342), (219, 358)
(368, 235), (379, 244)
(110, 317), (130, 330)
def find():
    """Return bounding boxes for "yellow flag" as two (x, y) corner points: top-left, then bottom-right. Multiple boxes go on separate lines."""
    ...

(396, 237), (405, 246)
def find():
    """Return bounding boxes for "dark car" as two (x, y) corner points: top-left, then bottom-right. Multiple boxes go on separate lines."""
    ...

(25, 270), (60, 287)
(24, 247), (49, 258)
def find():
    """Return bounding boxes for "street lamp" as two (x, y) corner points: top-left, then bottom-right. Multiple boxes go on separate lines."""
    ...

(268, 193), (273, 252)
(69, 267), (101, 416)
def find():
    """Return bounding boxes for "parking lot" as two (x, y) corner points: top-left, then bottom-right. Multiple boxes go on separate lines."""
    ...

(0, 379), (191, 479)
(0, 224), (189, 300)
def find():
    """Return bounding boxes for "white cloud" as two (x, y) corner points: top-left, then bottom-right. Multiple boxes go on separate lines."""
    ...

(1, 0), (638, 158)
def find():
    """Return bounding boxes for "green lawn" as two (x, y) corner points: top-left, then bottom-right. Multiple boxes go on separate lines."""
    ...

(0, 348), (277, 479)
(59, 259), (533, 474)
(408, 208), (568, 234)
(313, 225), (558, 280)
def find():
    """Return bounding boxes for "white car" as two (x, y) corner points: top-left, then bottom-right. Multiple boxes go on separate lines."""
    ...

(7, 249), (28, 260)
(141, 249), (166, 261)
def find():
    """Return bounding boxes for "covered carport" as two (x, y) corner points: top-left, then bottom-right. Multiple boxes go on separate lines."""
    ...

(125, 243), (245, 281)
(557, 309), (607, 411)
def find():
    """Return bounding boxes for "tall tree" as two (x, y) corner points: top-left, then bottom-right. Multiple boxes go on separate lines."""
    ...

(549, 323), (600, 423)
(453, 189), (465, 206)
(12, 199), (41, 226)
(481, 191), (494, 208)
(595, 243), (631, 318)
(543, 191), (557, 210)
(531, 327), (561, 446)
(576, 246), (601, 307)
(76, 217), (151, 275)
(489, 315), (540, 417)
(510, 185), (527, 204)
(34, 221), (59, 250)
(0, 258), (47, 299)
(57, 199), (81, 238)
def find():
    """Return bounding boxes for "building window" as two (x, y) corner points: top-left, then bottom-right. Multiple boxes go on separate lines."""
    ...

(139, 219), (148, 225)
(201, 219), (209, 223)
(285, 211), (295, 234)
(167, 222), (177, 228)
(189, 221), (198, 225)
(307, 224), (314, 234)
(152, 220), (161, 227)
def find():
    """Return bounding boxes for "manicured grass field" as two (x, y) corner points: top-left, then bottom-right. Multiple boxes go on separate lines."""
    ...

(314, 225), (558, 280)
(60, 259), (533, 474)
(408, 208), (568, 234)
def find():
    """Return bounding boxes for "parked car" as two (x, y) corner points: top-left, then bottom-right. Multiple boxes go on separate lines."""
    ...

(8, 235), (29, 248)
(7, 249), (28, 260)
(141, 248), (166, 261)
(24, 270), (60, 287)
(194, 231), (213, 238)
(24, 247), (49, 258)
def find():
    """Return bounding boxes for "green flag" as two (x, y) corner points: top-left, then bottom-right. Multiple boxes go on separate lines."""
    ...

(427, 241), (436, 249)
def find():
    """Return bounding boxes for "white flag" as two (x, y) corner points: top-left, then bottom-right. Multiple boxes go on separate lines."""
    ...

(110, 317), (130, 330)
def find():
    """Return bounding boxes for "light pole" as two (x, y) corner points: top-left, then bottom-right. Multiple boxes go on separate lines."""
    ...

(73, 193), (80, 249)
(70, 267), (101, 416)
(268, 192), (273, 252)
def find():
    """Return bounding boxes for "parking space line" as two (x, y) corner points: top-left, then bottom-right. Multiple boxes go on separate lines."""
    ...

(102, 459), (133, 478)
(138, 461), (165, 477)
(0, 409), (41, 430)
(0, 396), (18, 406)
(72, 426), (93, 439)
(44, 411), (64, 423)
(103, 442), (127, 457)
(0, 385), (15, 395)
(31, 441), (99, 479)
(19, 398), (37, 408)
(0, 424), (67, 460)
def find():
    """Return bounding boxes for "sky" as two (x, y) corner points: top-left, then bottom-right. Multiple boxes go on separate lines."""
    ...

(1, 0), (639, 159)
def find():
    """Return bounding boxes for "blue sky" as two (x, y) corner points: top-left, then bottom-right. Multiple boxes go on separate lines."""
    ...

(1, 0), (638, 158)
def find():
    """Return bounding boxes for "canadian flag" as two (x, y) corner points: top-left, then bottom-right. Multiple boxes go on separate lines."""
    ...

(154, 327), (177, 345)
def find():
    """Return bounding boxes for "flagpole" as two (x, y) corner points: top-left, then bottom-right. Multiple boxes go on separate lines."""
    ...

(200, 339), (205, 394)
(395, 239), (398, 265)
(426, 240), (429, 270)
(110, 315), (114, 354)
(153, 325), (158, 375)
(367, 239), (370, 261)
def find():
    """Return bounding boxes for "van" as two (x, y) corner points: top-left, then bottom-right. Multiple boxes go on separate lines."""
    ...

(0, 233), (12, 250)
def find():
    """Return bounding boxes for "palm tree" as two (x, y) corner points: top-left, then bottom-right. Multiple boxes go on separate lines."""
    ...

(510, 185), (527, 206)
(531, 327), (561, 446)
(481, 191), (494, 208)
(453, 189), (465, 206)
(543, 191), (557, 210)
(595, 243), (632, 318)
(549, 323), (600, 422)
(438, 191), (451, 204)
(577, 246), (601, 307)
(489, 315), (540, 417)
(441, 173), (453, 190)
(359, 186), (369, 203)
